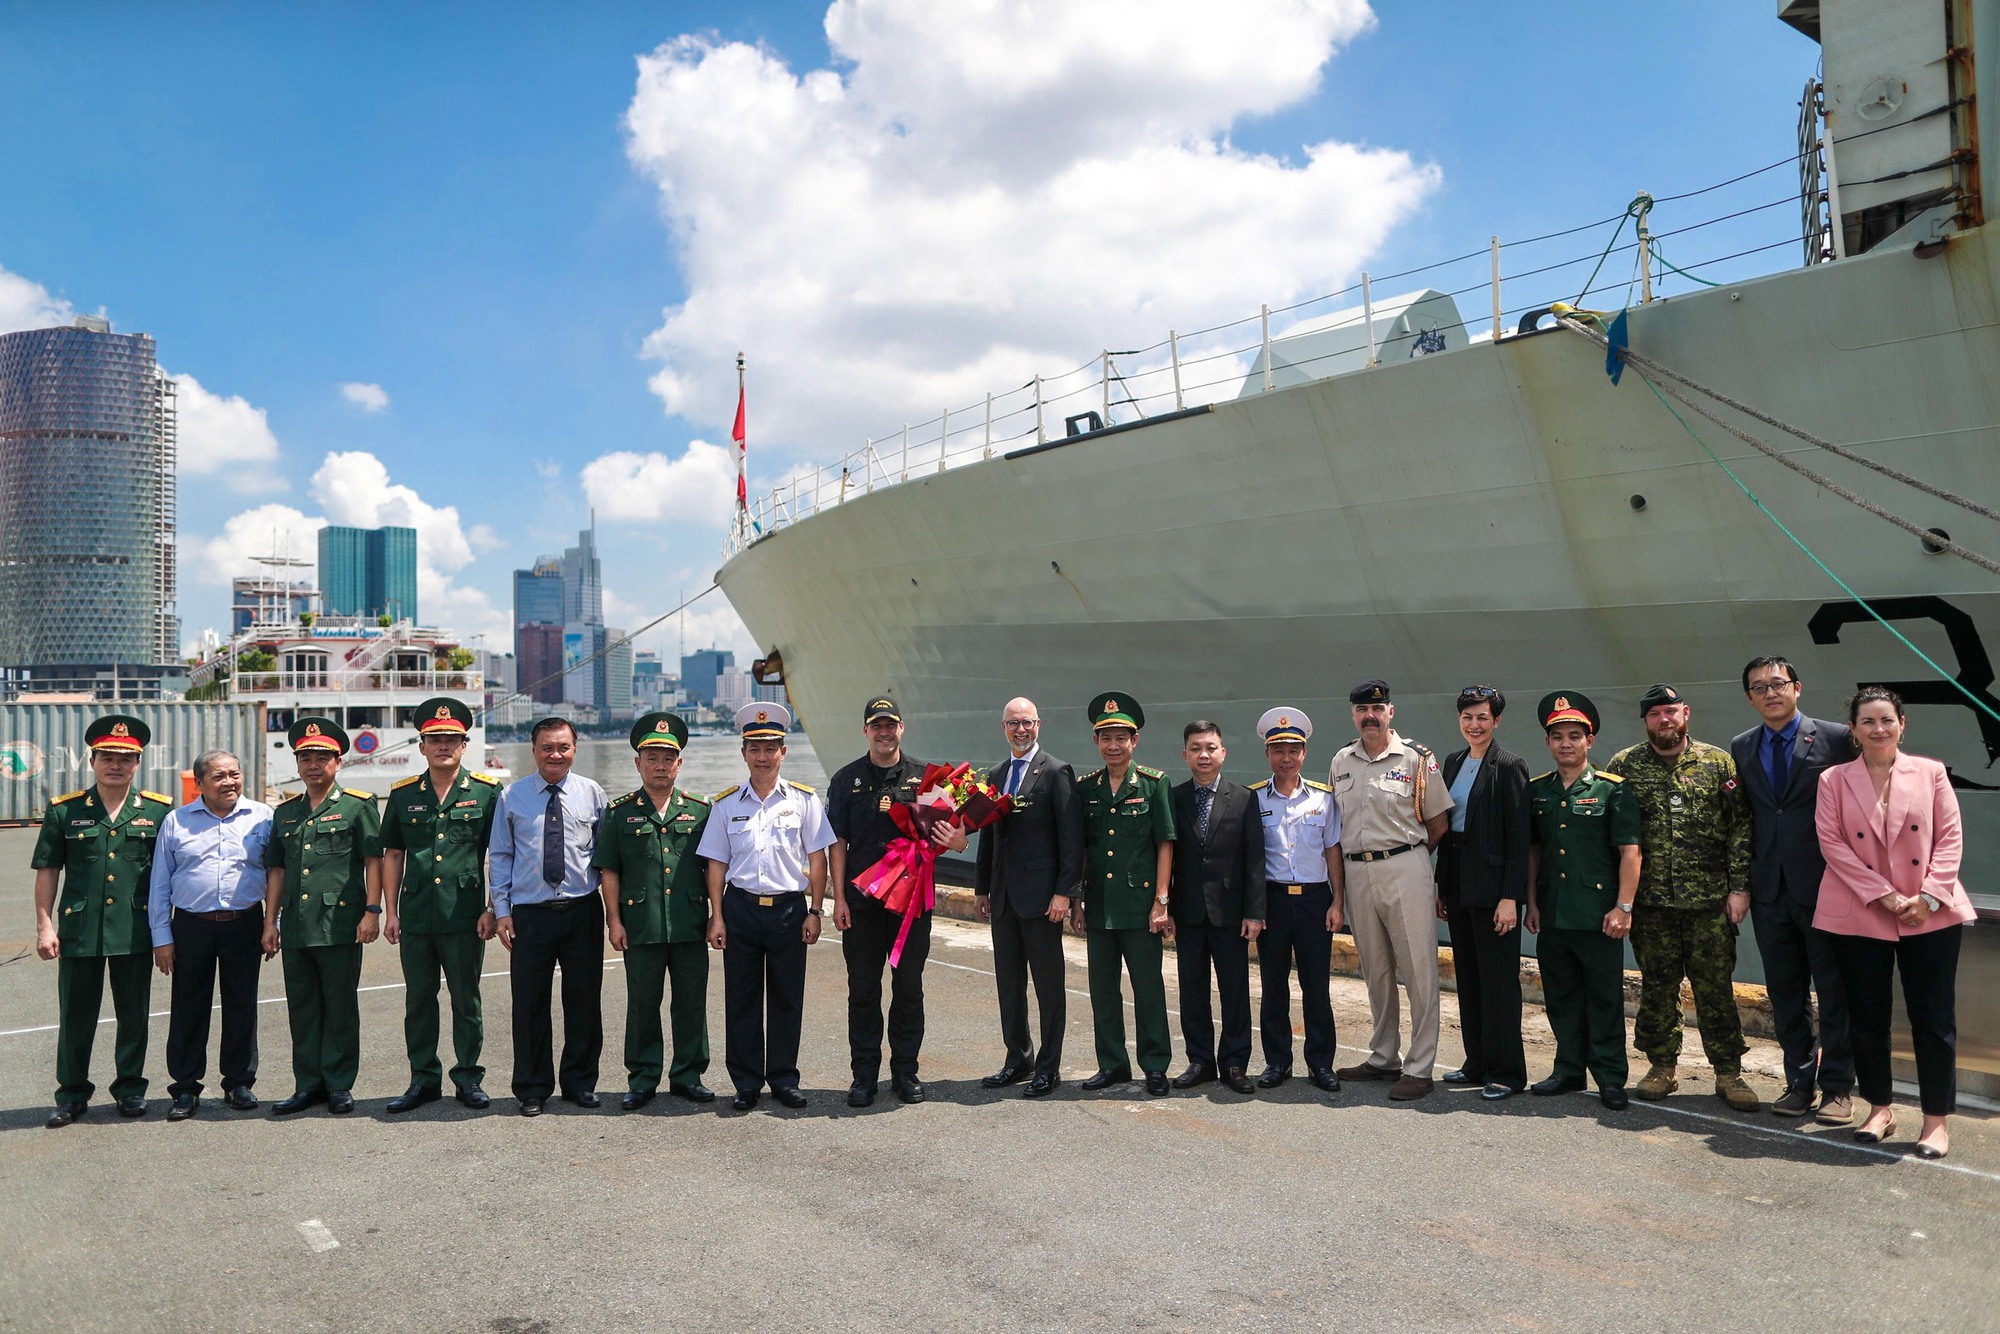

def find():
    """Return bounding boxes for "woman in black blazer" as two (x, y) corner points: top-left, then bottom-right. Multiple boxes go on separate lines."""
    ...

(1435, 686), (1533, 1098)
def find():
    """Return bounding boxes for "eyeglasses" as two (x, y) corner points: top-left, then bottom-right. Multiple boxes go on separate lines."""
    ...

(1004, 719), (1039, 729)
(1746, 680), (1797, 696)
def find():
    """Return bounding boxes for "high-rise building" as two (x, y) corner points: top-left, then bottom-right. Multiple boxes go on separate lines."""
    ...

(513, 557), (564, 626)
(713, 666), (753, 711)
(633, 651), (665, 711)
(679, 648), (734, 707)
(561, 525), (603, 625)
(0, 318), (180, 696)
(562, 621), (605, 711)
(318, 525), (418, 622)
(515, 623), (564, 706)
(604, 631), (634, 721)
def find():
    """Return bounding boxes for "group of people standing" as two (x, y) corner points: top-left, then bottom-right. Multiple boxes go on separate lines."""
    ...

(29, 655), (1975, 1159)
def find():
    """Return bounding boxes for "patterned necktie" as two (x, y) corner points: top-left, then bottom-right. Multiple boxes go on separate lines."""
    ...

(1196, 784), (1214, 844)
(1006, 757), (1026, 796)
(1770, 730), (1790, 797)
(542, 782), (565, 887)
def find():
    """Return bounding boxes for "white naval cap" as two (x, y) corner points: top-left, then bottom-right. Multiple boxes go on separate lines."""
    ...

(1256, 707), (1312, 744)
(735, 701), (793, 739)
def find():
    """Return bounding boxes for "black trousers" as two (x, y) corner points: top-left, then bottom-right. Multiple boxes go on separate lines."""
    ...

(1444, 898), (1527, 1089)
(1259, 883), (1335, 1072)
(1832, 925), (1961, 1116)
(842, 887), (932, 1083)
(1176, 917), (1252, 1070)
(509, 896), (604, 1102)
(722, 890), (809, 1094)
(991, 906), (1067, 1079)
(166, 906), (265, 1097)
(1750, 888), (1853, 1096)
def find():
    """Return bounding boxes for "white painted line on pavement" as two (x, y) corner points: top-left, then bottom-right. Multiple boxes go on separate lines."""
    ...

(296, 1219), (340, 1253)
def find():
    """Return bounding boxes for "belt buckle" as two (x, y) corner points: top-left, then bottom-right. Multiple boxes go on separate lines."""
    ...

(1286, 884), (1303, 896)
(758, 895), (774, 907)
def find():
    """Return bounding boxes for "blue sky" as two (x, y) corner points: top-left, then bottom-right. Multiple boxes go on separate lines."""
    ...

(0, 2), (1817, 660)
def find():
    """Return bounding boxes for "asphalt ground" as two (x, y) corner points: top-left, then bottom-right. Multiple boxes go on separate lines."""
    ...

(0, 827), (1995, 1332)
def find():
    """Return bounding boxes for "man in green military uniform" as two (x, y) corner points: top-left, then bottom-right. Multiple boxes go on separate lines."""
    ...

(380, 697), (499, 1112)
(1524, 692), (1642, 1110)
(1605, 684), (1759, 1111)
(32, 716), (175, 1128)
(260, 718), (383, 1115)
(1074, 692), (1177, 1097)
(595, 711), (715, 1109)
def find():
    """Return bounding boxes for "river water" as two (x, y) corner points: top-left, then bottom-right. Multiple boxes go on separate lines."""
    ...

(493, 734), (828, 798)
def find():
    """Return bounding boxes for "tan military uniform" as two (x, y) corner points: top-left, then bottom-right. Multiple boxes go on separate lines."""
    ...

(1329, 732), (1453, 1077)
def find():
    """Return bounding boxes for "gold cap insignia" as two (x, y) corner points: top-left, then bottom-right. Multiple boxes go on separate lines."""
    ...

(756, 710), (769, 723)
(111, 722), (129, 737)
(1554, 696), (1569, 710)
(305, 723), (321, 736)
(1105, 698), (1119, 713)
(435, 705), (452, 718)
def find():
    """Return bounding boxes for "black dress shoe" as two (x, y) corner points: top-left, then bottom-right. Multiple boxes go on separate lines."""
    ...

(981, 1065), (1030, 1089)
(847, 1081), (876, 1108)
(1442, 1067), (1474, 1085)
(893, 1077), (926, 1105)
(272, 1090), (326, 1116)
(327, 1090), (355, 1115)
(774, 1086), (808, 1109)
(1308, 1068), (1342, 1093)
(1024, 1073), (1059, 1098)
(45, 1104), (83, 1129)
(1531, 1075), (1587, 1096)
(519, 1097), (545, 1117)
(1081, 1069), (1130, 1091)
(386, 1084), (442, 1114)
(167, 1094), (199, 1122)
(1144, 1072), (1171, 1097)
(1172, 1063), (1217, 1090)
(117, 1095), (148, 1118)
(563, 1090), (601, 1109)
(1223, 1067), (1256, 1095)
(456, 1084), (491, 1110)
(670, 1083), (715, 1104)
(226, 1087), (259, 1111)
(1255, 1065), (1291, 1089)
(621, 1090), (655, 1111)
(1480, 1082), (1519, 1101)
(730, 1090), (759, 1111)
(1599, 1086), (1631, 1110)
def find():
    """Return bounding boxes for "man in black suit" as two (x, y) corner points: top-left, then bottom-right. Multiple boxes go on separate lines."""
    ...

(1731, 655), (1859, 1124)
(974, 697), (1085, 1098)
(1168, 721), (1266, 1095)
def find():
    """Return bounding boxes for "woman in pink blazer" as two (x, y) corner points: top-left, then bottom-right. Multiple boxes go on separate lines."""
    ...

(1813, 687), (1975, 1159)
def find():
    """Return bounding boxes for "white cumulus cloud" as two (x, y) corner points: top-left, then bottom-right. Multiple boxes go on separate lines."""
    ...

(0, 262), (76, 332)
(190, 503), (326, 586)
(622, 0), (1434, 453)
(339, 381), (391, 412)
(170, 372), (287, 491)
(578, 439), (738, 524)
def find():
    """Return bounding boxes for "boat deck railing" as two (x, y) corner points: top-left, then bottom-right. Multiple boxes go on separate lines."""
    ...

(232, 670), (485, 695)
(724, 150), (1828, 560)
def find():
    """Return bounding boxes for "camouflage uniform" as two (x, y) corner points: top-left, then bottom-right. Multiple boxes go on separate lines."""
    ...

(1603, 739), (1750, 1072)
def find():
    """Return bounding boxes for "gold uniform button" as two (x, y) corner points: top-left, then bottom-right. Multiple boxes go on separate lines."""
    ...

(108, 851), (117, 860)
(1558, 849), (1566, 856)
(106, 874), (115, 883)
(300, 894), (309, 903)
(302, 868), (311, 876)
(106, 897), (115, 905)
(435, 877), (443, 884)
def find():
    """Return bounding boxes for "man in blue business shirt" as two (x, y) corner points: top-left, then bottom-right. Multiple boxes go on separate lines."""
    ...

(149, 750), (274, 1121)
(489, 716), (610, 1116)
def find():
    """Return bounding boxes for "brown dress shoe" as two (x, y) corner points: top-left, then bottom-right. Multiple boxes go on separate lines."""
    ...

(1388, 1075), (1434, 1101)
(1335, 1061), (1401, 1082)
(1815, 1094), (1853, 1126)
(1222, 1067), (1256, 1095)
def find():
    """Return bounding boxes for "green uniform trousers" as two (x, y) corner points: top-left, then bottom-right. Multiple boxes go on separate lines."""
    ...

(282, 942), (364, 1094)
(400, 931), (485, 1089)
(623, 941), (711, 1093)
(1630, 905), (1747, 1072)
(1537, 927), (1629, 1089)
(1086, 926), (1171, 1077)
(55, 952), (152, 1106)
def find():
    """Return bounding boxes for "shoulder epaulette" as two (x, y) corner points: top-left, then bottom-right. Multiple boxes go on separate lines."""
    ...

(469, 771), (500, 786)
(1533, 771), (1555, 782)
(1247, 779), (1269, 790)
(1599, 772), (1625, 783)
(1304, 778), (1332, 792)
(54, 789), (86, 804)
(391, 774), (424, 791)
(610, 790), (639, 808)
(680, 789), (711, 806)
(1136, 764), (1164, 779)
(1080, 767), (1105, 782)
(342, 788), (374, 801)
(140, 790), (173, 804)
(713, 785), (741, 801)
(789, 781), (816, 793)
(1407, 741), (1434, 758)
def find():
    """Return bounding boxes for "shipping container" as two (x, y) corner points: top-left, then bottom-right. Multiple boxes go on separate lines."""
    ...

(0, 701), (266, 824)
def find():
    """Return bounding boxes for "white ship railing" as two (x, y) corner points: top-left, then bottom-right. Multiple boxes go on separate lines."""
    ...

(723, 152), (1830, 560)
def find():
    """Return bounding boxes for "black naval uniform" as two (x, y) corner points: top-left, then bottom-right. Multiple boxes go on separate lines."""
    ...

(828, 752), (933, 1086)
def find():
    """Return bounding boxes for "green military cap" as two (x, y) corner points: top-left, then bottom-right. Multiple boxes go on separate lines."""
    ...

(631, 711), (690, 751)
(415, 696), (473, 736)
(85, 715), (149, 753)
(1088, 691), (1144, 732)
(1538, 691), (1601, 734)
(288, 716), (349, 755)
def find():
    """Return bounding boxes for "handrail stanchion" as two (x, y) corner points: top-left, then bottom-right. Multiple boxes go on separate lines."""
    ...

(864, 439), (874, 493)
(1261, 305), (1273, 392)
(900, 423), (909, 481)
(1170, 330), (1183, 411)
(1034, 376), (1045, 444)
(1102, 351), (1112, 428)
(984, 392), (993, 459)
(1490, 237), (1502, 341)
(1362, 272), (1378, 368)
(938, 406), (949, 473)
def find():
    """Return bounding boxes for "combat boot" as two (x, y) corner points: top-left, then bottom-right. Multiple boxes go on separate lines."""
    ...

(1634, 1062), (1679, 1101)
(1714, 1071), (1760, 1113)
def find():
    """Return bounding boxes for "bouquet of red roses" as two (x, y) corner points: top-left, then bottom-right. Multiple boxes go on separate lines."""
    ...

(854, 762), (1012, 966)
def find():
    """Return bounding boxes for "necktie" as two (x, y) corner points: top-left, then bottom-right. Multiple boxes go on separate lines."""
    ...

(1195, 784), (1214, 844)
(1006, 757), (1026, 796)
(543, 782), (565, 887)
(1770, 730), (1790, 797)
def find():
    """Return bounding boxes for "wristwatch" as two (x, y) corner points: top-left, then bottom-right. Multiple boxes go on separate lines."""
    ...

(807, 907), (823, 917)
(1155, 893), (1169, 906)
(1920, 893), (1941, 912)
(364, 904), (384, 915)
(1613, 902), (1633, 914)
